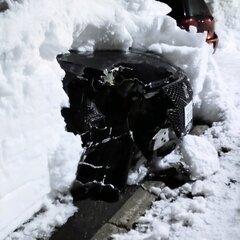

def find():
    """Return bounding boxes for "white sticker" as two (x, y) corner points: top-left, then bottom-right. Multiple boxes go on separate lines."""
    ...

(152, 128), (170, 151)
(185, 101), (193, 127)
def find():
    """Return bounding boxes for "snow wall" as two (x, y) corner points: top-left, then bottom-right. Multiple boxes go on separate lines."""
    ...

(0, 0), (225, 239)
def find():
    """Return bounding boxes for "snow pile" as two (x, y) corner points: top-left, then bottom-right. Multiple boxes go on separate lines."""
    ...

(181, 135), (219, 180)
(206, 0), (240, 50)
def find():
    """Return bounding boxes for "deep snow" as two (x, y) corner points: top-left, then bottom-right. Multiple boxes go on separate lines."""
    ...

(0, 0), (240, 239)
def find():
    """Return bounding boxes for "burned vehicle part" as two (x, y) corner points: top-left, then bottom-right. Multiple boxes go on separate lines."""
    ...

(57, 50), (193, 200)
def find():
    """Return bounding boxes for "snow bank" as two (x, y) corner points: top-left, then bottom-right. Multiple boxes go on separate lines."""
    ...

(181, 135), (219, 180)
(0, 0), (81, 238)
(0, 0), (230, 239)
(206, 0), (240, 50)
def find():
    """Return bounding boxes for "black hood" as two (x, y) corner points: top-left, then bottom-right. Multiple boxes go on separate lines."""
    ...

(57, 49), (185, 89)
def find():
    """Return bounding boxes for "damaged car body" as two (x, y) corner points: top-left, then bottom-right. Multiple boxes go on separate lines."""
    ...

(57, 50), (193, 201)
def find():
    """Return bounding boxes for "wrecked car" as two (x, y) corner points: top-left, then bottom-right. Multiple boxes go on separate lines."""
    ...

(57, 49), (193, 201)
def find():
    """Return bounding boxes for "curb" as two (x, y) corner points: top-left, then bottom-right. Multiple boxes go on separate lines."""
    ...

(90, 182), (164, 240)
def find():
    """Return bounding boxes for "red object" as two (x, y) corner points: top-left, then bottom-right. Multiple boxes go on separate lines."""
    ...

(180, 17), (218, 49)
(158, 0), (219, 51)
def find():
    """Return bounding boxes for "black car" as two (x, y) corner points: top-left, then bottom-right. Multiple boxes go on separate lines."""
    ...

(57, 49), (193, 200)
(159, 0), (218, 50)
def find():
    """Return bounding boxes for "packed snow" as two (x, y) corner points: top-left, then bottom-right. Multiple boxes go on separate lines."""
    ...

(180, 135), (219, 180)
(0, 0), (240, 239)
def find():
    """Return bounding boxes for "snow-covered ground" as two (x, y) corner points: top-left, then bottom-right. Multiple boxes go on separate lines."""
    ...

(0, 0), (240, 239)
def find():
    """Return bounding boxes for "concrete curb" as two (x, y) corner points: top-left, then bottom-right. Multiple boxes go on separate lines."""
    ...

(90, 181), (164, 240)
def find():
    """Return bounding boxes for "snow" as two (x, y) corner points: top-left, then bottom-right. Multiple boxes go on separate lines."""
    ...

(181, 135), (219, 180)
(1, 0), (240, 239)
(5, 195), (77, 240)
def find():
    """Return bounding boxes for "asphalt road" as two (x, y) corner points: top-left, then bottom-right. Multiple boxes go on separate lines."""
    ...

(50, 186), (138, 240)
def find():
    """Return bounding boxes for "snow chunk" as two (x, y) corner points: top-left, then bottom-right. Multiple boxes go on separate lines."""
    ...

(113, 219), (170, 240)
(191, 180), (215, 197)
(149, 186), (162, 196)
(150, 220), (170, 239)
(189, 196), (206, 214)
(127, 164), (148, 185)
(181, 135), (219, 180)
(170, 204), (194, 225)
(160, 186), (179, 199)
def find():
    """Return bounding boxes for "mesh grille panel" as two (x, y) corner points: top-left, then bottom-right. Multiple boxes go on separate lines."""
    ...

(163, 77), (193, 137)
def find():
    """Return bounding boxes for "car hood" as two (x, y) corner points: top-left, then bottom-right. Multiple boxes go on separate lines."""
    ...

(57, 49), (186, 88)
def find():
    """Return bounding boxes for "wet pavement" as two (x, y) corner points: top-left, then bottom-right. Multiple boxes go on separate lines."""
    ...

(50, 186), (138, 240)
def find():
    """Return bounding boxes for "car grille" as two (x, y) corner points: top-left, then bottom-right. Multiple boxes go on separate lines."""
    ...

(163, 76), (193, 137)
